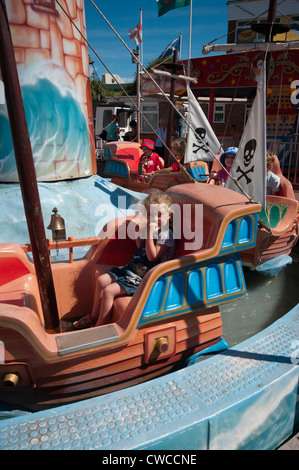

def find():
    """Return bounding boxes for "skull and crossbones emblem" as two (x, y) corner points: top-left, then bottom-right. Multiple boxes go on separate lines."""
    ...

(192, 127), (210, 154)
(236, 139), (257, 184)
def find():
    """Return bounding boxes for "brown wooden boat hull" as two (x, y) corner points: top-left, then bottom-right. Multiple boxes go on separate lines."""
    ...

(241, 195), (299, 267)
(0, 308), (223, 410)
(110, 171), (193, 192)
(241, 224), (298, 266)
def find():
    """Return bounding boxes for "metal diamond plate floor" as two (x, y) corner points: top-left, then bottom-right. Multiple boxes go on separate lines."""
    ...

(0, 304), (298, 450)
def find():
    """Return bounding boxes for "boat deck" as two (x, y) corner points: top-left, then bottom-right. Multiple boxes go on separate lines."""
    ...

(0, 303), (298, 450)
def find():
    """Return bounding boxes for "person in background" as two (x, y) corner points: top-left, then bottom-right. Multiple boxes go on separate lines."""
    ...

(175, 102), (186, 138)
(266, 152), (280, 195)
(124, 120), (137, 142)
(216, 147), (238, 185)
(155, 118), (167, 158)
(106, 114), (119, 142)
(140, 139), (163, 174)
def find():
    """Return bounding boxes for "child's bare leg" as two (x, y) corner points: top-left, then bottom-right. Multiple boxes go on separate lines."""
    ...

(95, 282), (126, 326)
(90, 272), (115, 323)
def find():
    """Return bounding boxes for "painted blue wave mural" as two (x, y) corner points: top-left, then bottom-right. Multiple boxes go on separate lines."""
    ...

(0, 77), (92, 182)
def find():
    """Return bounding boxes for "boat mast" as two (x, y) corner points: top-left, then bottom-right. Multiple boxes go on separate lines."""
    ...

(0, 1), (60, 334)
(164, 49), (181, 167)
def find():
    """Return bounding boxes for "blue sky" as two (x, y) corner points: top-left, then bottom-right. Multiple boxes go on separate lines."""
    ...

(84, 0), (229, 82)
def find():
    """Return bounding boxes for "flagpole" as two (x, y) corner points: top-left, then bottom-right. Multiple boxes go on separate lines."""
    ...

(140, 8), (143, 67)
(139, 8), (143, 144)
(187, 0), (192, 76)
(179, 32), (182, 60)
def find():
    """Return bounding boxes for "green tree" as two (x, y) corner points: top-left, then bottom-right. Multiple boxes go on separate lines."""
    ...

(90, 78), (111, 101)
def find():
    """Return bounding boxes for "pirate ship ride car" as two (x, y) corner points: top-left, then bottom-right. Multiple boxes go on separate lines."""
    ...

(103, 141), (209, 192)
(0, 182), (260, 409)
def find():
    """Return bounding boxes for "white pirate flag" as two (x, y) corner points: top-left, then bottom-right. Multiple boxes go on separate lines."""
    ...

(226, 61), (267, 209)
(185, 85), (222, 162)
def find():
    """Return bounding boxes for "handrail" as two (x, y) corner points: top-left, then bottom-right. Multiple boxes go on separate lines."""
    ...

(21, 236), (99, 263)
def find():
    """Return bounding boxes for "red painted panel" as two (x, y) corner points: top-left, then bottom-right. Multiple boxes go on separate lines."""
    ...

(115, 147), (141, 171)
(185, 50), (299, 89)
(0, 257), (31, 287)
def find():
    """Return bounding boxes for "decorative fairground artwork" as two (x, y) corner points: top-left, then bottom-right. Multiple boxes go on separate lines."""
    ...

(0, 0), (96, 182)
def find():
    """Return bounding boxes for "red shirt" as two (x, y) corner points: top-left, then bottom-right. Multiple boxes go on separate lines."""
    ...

(171, 155), (185, 172)
(141, 152), (161, 173)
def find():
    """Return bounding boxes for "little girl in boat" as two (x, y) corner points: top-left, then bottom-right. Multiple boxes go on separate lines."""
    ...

(216, 147), (238, 185)
(155, 139), (186, 173)
(73, 189), (175, 329)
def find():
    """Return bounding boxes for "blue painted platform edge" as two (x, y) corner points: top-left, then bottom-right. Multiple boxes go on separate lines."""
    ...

(0, 303), (298, 450)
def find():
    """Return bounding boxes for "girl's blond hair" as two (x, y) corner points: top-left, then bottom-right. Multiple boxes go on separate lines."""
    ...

(142, 189), (172, 210)
(266, 152), (275, 169)
(171, 139), (186, 158)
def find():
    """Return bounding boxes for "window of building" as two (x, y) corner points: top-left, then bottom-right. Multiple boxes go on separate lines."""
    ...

(244, 104), (252, 126)
(213, 104), (225, 123)
(141, 103), (158, 133)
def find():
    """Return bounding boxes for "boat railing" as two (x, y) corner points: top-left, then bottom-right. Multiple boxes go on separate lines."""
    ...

(267, 135), (299, 188)
(21, 236), (99, 263)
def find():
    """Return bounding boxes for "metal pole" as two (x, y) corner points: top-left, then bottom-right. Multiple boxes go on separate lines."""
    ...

(187, 0), (192, 76)
(266, 0), (277, 40)
(136, 47), (141, 143)
(165, 49), (178, 167)
(0, 0), (60, 334)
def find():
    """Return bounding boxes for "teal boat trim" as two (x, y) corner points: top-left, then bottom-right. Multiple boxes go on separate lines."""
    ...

(138, 254), (247, 326)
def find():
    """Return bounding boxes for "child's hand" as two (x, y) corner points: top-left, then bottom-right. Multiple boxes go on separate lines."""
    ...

(148, 221), (159, 236)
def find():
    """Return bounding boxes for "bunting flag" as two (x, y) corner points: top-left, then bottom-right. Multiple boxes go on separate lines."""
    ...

(226, 61), (267, 209)
(128, 23), (142, 44)
(159, 36), (181, 59)
(157, 0), (191, 17)
(185, 86), (222, 162)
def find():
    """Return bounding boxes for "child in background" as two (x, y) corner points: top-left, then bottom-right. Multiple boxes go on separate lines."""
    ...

(140, 139), (163, 174)
(216, 147), (238, 185)
(168, 139), (186, 172)
(73, 190), (175, 329)
(154, 139), (186, 173)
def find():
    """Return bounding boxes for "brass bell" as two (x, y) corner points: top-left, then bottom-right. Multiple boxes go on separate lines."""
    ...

(47, 207), (66, 241)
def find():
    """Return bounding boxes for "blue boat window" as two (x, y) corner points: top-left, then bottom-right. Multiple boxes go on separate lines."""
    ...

(142, 277), (167, 317)
(224, 258), (241, 293)
(118, 163), (128, 177)
(165, 272), (185, 311)
(206, 264), (223, 299)
(238, 216), (253, 244)
(222, 220), (236, 247)
(104, 147), (111, 159)
(186, 269), (203, 305)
